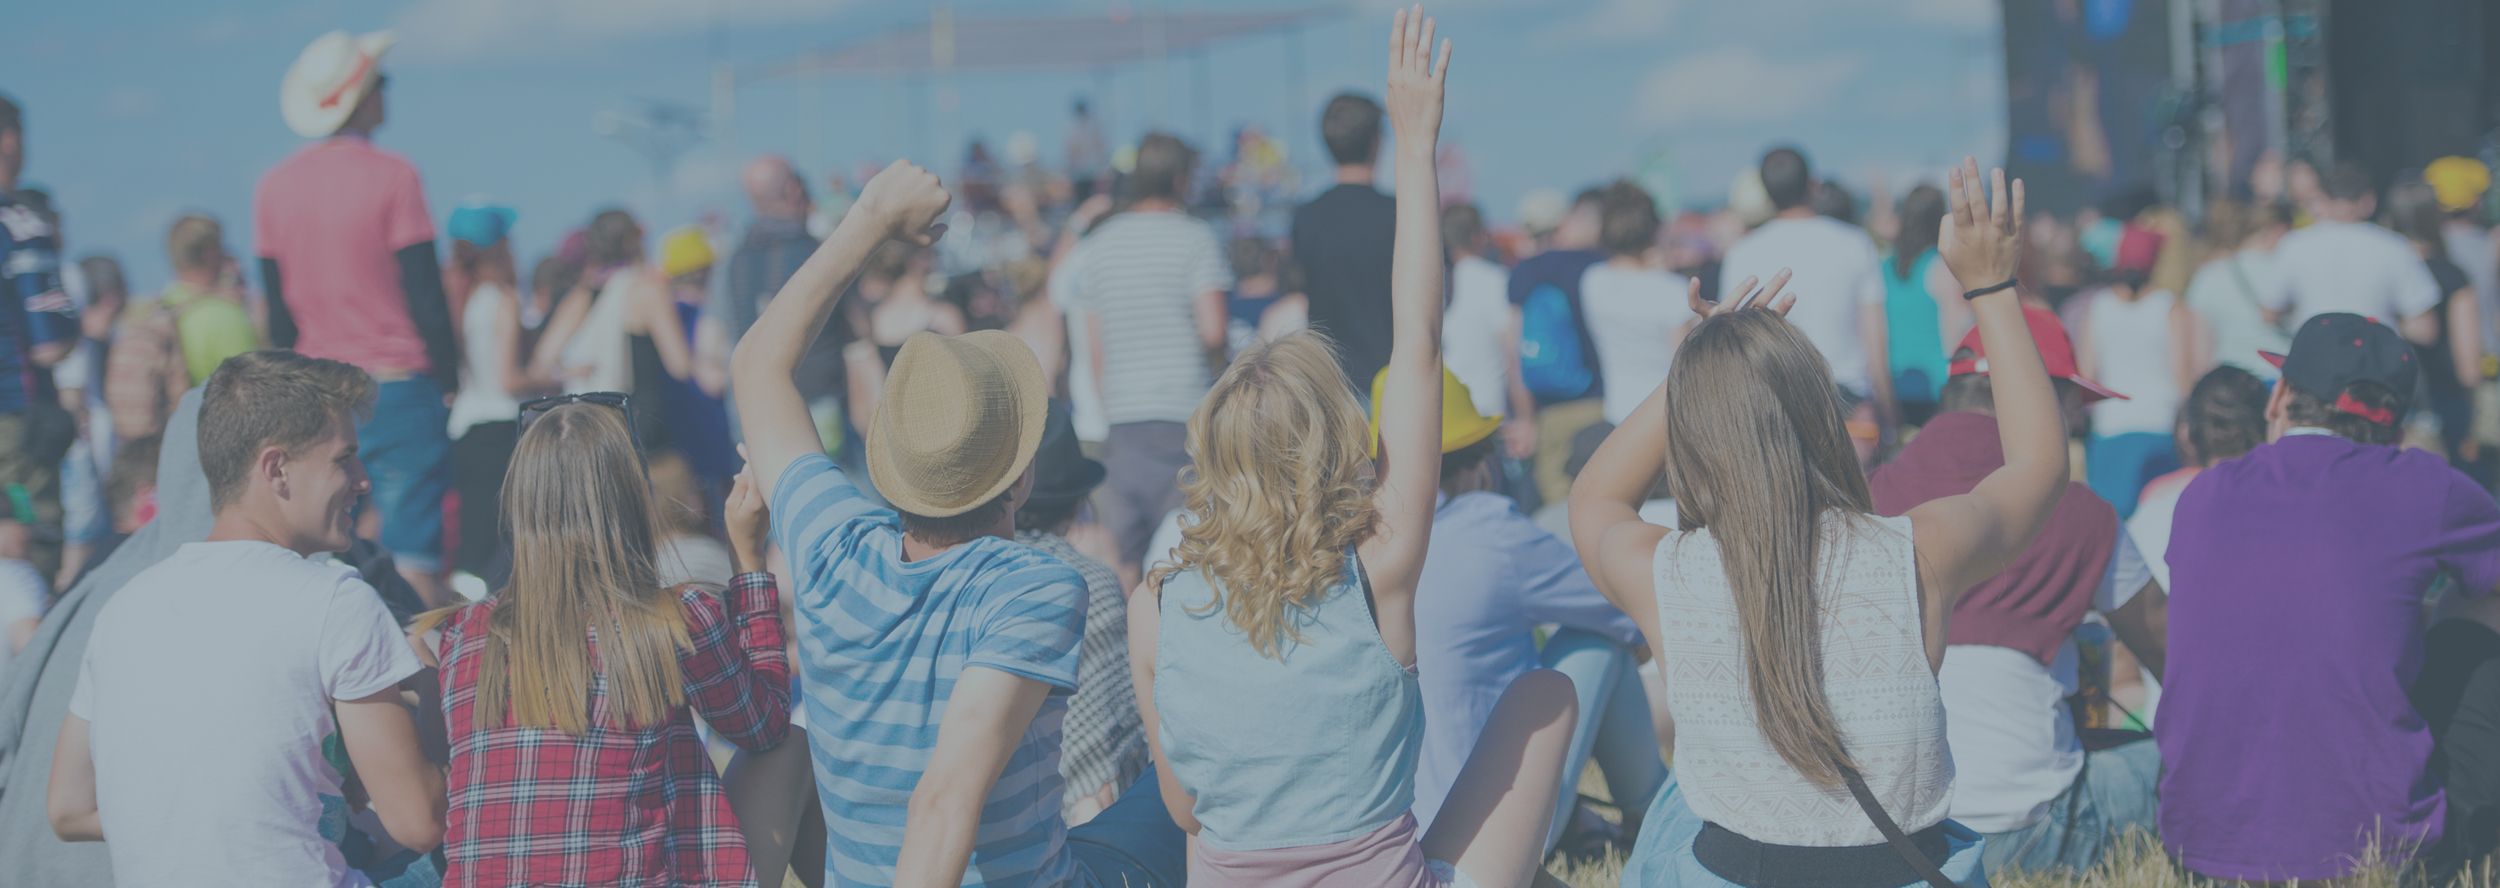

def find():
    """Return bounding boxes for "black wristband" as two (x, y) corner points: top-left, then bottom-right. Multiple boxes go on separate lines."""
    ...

(1962, 278), (2018, 301)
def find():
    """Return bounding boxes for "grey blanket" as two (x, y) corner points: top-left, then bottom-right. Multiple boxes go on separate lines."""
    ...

(0, 391), (210, 885)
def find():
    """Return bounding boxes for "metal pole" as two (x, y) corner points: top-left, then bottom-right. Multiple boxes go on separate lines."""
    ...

(910, 76), (930, 162)
(1288, 27), (1306, 168)
(1195, 52), (1213, 149)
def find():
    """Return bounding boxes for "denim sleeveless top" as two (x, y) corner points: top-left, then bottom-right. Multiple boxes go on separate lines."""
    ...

(1153, 550), (1424, 851)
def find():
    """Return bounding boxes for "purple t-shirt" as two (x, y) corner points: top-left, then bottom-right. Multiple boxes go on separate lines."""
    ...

(2159, 432), (2500, 881)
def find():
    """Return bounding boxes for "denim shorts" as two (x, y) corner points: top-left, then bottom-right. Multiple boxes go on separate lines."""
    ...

(358, 378), (451, 573)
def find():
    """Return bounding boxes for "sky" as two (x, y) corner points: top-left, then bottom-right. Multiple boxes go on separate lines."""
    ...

(0, 0), (2008, 290)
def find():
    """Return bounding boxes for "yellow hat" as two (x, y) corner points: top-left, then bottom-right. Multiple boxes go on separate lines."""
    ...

(2427, 157), (2491, 214)
(1368, 365), (1503, 457)
(660, 226), (715, 279)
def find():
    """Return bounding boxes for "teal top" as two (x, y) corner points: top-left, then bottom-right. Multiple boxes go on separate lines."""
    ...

(1884, 249), (1950, 404)
(1152, 549), (1424, 851)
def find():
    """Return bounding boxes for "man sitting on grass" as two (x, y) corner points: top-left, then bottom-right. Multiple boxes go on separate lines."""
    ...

(48, 350), (444, 886)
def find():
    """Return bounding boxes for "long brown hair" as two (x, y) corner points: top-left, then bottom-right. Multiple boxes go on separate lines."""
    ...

(1153, 332), (1377, 657)
(430, 402), (690, 733)
(1891, 184), (1946, 279)
(1661, 310), (1876, 788)
(444, 239), (518, 306)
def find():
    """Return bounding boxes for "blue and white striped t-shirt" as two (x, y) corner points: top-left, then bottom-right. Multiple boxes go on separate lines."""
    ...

(772, 454), (1089, 887)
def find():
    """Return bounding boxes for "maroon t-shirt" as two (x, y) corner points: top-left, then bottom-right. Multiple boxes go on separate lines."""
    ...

(1869, 410), (2117, 665)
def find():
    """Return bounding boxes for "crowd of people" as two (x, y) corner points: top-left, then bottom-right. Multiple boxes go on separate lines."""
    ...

(5, 6), (2500, 888)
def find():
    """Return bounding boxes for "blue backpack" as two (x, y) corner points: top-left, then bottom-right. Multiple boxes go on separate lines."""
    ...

(1518, 282), (1595, 400)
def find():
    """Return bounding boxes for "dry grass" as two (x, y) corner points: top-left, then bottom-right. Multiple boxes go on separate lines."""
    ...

(773, 761), (2496, 888)
(1552, 828), (2500, 887)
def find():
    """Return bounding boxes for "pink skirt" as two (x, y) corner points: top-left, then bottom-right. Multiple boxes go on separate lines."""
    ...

(1188, 813), (1474, 888)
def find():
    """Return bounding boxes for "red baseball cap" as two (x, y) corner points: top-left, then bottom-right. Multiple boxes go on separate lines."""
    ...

(1946, 305), (2128, 402)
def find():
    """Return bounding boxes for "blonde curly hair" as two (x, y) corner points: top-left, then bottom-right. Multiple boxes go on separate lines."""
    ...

(1152, 332), (1378, 658)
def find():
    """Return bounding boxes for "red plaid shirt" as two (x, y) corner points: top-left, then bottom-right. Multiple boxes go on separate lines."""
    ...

(435, 572), (791, 887)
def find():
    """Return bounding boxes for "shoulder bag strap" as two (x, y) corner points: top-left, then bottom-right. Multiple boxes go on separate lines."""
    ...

(2226, 256), (2279, 329)
(1838, 765), (1960, 888)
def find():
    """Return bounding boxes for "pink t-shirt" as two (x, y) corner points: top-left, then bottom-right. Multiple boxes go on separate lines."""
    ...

(254, 136), (435, 375)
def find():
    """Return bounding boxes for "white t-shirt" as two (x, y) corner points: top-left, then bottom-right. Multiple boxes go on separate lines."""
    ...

(1720, 216), (1887, 395)
(659, 533), (735, 589)
(1051, 211), (1233, 425)
(1580, 262), (1695, 425)
(447, 282), (522, 437)
(561, 273), (636, 396)
(2084, 289), (2183, 437)
(71, 541), (423, 888)
(1443, 255), (1513, 419)
(2183, 252), (2290, 379)
(2267, 221), (2443, 329)
(1938, 531), (2150, 833)
(2125, 465), (2207, 595)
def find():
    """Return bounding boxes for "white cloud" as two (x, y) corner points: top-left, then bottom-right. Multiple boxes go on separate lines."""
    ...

(1351, 0), (1542, 12)
(1634, 48), (1863, 126)
(1529, 0), (1681, 49)
(1900, 0), (1997, 29)
(103, 86), (161, 120)
(392, 0), (852, 60)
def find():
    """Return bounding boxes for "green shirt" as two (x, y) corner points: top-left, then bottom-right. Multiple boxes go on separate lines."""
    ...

(159, 282), (259, 384)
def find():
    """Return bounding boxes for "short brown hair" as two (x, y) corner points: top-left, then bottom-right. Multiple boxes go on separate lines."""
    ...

(900, 493), (1013, 548)
(199, 351), (376, 511)
(1320, 93), (1382, 167)
(1128, 132), (1196, 203)
(1441, 203), (1486, 256)
(2285, 382), (2404, 446)
(166, 214), (224, 274)
(1597, 180), (1661, 258)
(2178, 366), (2269, 466)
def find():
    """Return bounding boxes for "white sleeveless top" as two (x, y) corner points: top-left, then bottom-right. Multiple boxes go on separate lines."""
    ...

(1652, 512), (1953, 846)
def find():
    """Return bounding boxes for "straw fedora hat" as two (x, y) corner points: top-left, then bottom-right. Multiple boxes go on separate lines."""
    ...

(867, 331), (1049, 518)
(282, 30), (394, 139)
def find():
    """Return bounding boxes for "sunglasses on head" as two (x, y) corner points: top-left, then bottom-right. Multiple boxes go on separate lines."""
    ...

(519, 391), (632, 429)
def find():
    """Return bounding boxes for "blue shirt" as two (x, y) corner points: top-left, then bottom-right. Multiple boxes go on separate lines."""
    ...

(1411, 491), (1642, 830)
(772, 454), (1090, 887)
(1506, 249), (1607, 404)
(0, 194), (71, 415)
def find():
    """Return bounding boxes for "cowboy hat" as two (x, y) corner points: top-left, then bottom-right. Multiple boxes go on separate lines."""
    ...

(282, 30), (394, 139)
(867, 331), (1049, 518)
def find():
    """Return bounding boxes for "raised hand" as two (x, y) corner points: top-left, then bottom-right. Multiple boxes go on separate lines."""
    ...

(1687, 269), (1799, 319)
(1384, 4), (1452, 149)
(853, 159), (953, 247)
(725, 453), (770, 574)
(1936, 156), (2024, 291)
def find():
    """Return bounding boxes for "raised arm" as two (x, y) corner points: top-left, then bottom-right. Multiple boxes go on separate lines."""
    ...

(677, 466), (793, 750)
(1907, 160), (2067, 633)
(731, 160), (950, 494)
(1356, 5), (1454, 602)
(1568, 272), (1795, 634)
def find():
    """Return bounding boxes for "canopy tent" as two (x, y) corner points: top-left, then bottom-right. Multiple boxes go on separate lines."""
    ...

(742, 8), (1332, 79)
(714, 6), (1338, 161)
